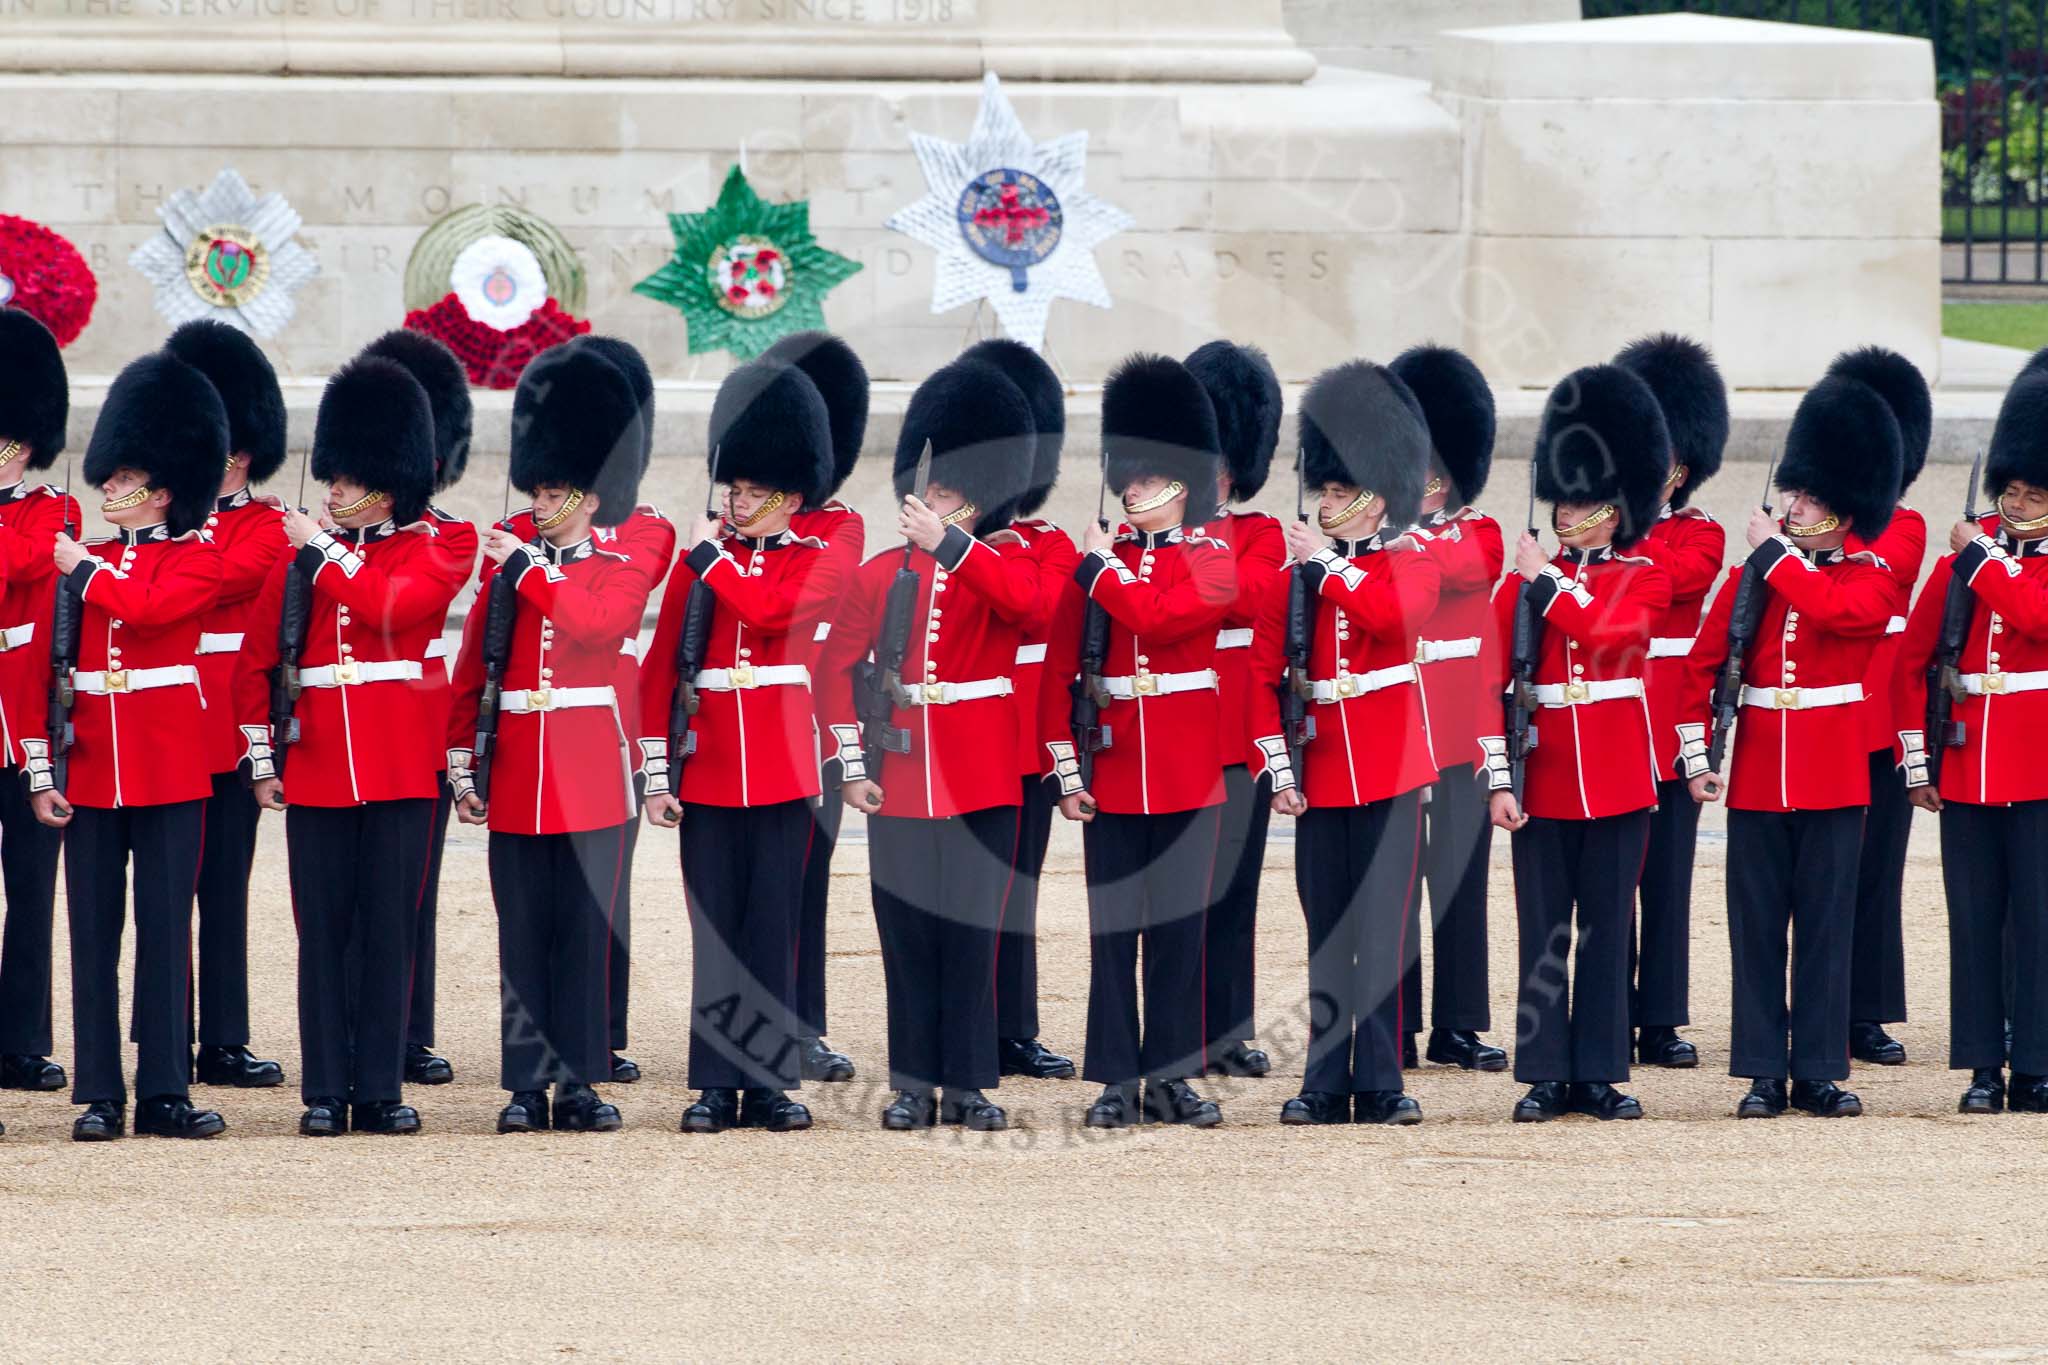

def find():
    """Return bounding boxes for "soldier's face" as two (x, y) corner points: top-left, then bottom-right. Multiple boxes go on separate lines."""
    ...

(531, 484), (598, 543)
(921, 482), (969, 521)
(2002, 481), (2048, 537)
(99, 467), (169, 526)
(1122, 474), (1184, 532)
(1553, 501), (1617, 548)
(727, 479), (797, 535)
(325, 477), (392, 529)
(1783, 491), (1848, 548)
(1316, 482), (1382, 534)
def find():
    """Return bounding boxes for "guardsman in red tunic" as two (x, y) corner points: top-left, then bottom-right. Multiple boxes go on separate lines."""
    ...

(166, 320), (293, 1092)
(816, 359), (1037, 1132)
(963, 337), (1079, 1081)
(1680, 372), (1902, 1119)
(1184, 340), (1286, 1081)
(236, 356), (467, 1136)
(1251, 361), (1440, 1125)
(1614, 334), (1727, 1073)
(1390, 343), (1508, 1074)
(1895, 366), (2048, 1115)
(1833, 348), (1933, 1068)
(446, 342), (650, 1136)
(1040, 354), (1236, 1130)
(1481, 365), (1671, 1124)
(638, 356), (846, 1134)
(765, 331), (869, 1088)
(0, 310), (77, 1102)
(25, 352), (227, 1141)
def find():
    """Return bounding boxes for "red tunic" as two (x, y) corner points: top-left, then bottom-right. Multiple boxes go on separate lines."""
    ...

(816, 526), (1038, 820)
(789, 500), (867, 777)
(1246, 534), (1441, 807)
(1676, 539), (1894, 812)
(638, 526), (846, 809)
(596, 505), (676, 771)
(447, 535), (653, 835)
(1006, 517), (1081, 779)
(1414, 507), (1504, 775)
(1205, 510), (1287, 777)
(0, 482), (80, 767)
(409, 503), (481, 777)
(196, 489), (290, 775)
(1848, 504), (1926, 755)
(40, 528), (222, 809)
(1479, 547), (1670, 821)
(1637, 507), (1725, 780)
(1038, 528), (1235, 817)
(235, 519), (468, 807)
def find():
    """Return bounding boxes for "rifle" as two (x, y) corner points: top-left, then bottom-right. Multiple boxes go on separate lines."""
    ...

(1069, 447), (1114, 802)
(853, 439), (928, 787)
(266, 450), (313, 770)
(1926, 449), (1987, 788)
(1701, 451), (1781, 794)
(43, 453), (81, 798)
(1504, 456), (1543, 805)
(471, 477), (520, 807)
(1279, 458), (1316, 779)
(666, 447), (722, 780)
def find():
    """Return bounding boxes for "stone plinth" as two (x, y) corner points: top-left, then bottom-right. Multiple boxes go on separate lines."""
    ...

(1283, 0), (1576, 78)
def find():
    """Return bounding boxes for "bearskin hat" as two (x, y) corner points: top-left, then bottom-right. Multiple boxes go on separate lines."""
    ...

(573, 335), (654, 478)
(163, 318), (287, 484)
(1825, 345), (1931, 494)
(963, 338), (1064, 518)
(1776, 372), (1901, 537)
(705, 358), (832, 509)
(0, 308), (67, 468)
(362, 329), (472, 493)
(1987, 369), (2048, 500)
(1389, 343), (1494, 507)
(1613, 333), (1726, 509)
(1102, 353), (1223, 528)
(510, 342), (643, 528)
(1532, 365), (1671, 548)
(1297, 360), (1431, 530)
(894, 359), (1033, 538)
(1185, 340), (1281, 503)
(83, 351), (228, 537)
(764, 331), (869, 501)
(309, 355), (437, 527)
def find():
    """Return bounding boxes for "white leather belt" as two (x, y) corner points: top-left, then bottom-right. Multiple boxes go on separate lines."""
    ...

(1215, 627), (1253, 650)
(620, 638), (640, 660)
(1014, 642), (1048, 665)
(695, 664), (811, 691)
(1530, 678), (1645, 707)
(1959, 670), (2048, 696)
(1739, 682), (1865, 711)
(72, 664), (200, 695)
(1647, 636), (1696, 660)
(423, 638), (450, 661)
(1309, 663), (1416, 702)
(1416, 636), (1480, 664)
(197, 632), (243, 655)
(0, 623), (34, 652)
(500, 684), (617, 713)
(893, 676), (1014, 706)
(300, 660), (424, 688)
(1886, 615), (1907, 636)
(1100, 669), (1218, 699)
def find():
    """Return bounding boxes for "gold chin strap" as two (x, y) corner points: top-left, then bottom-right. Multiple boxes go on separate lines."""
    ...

(1663, 463), (1689, 492)
(0, 439), (22, 469)
(331, 488), (388, 520)
(732, 488), (785, 529)
(2003, 503), (2048, 533)
(1124, 480), (1185, 515)
(101, 486), (152, 513)
(1557, 504), (1616, 538)
(1785, 514), (1841, 539)
(939, 502), (978, 528)
(1422, 475), (1445, 498)
(1319, 487), (1377, 530)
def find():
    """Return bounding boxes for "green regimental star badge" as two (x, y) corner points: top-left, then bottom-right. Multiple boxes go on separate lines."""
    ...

(634, 165), (862, 359)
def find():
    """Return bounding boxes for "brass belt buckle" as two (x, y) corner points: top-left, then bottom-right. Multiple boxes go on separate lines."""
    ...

(1133, 670), (1158, 696)
(1775, 688), (1799, 709)
(1336, 674), (1358, 699)
(1563, 681), (1589, 703)
(729, 663), (756, 689)
(334, 659), (360, 686)
(923, 682), (946, 704)
(103, 669), (129, 693)
(527, 686), (553, 711)
(1984, 673), (2007, 694)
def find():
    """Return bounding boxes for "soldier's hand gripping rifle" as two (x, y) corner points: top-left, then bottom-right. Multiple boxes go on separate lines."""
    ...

(38, 454), (82, 802)
(853, 439), (928, 787)
(1069, 448), (1115, 809)
(1279, 459), (1317, 779)
(1926, 449), (1987, 789)
(470, 478), (521, 809)
(666, 447), (723, 786)
(1700, 452), (1781, 796)
(266, 451), (314, 776)
(1504, 457), (1544, 805)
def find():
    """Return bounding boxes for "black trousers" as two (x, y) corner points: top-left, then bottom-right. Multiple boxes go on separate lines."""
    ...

(1631, 778), (1699, 1030)
(0, 769), (63, 1057)
(406, 779), (453, 1049)
(193, 771), (261, 1047)
(679, 799), (809, 1090)
(287, 799), (434, 1104)
(1726, 806), (1864, 1082)
(1510, 810), (1649, 1085)
(1401, 764), (1493, 1034)
(1082, 806), (1218, 1086)
(1850, 750), (1911, 1025)
(67, 801), (205, 1105)
(1297, 792), (1423, 1095)
(610, 816), (638, 1052)
(1204, 763), (1271, 1053)
(997, 775), (1057, 1040)
(796, 789), (842, 1038)
(869, 806), (1014, 1092)
(488, 823), (629, 1092)
(1941, 800), (2048, 1073)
